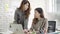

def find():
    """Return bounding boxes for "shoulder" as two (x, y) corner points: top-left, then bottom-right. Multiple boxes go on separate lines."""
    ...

(44, 18), (47, 21)
(44, 18), (48, 23)
(15, 8), (19, 13)
(40, 18), (48, 22)
(15, 8), (22, 13)
(15, 8), (20, 12)
(39, 18), (47, 21)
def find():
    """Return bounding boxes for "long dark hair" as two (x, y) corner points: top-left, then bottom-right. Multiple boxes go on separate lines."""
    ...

(33, 8), (45, 24)
(18, 0), (31, 19)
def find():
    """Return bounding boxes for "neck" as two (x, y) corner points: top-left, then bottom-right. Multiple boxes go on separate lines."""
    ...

(36, 16), (42, 20)
(35, 16), (42, 20)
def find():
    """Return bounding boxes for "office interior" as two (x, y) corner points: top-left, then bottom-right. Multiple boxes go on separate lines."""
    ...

(0, 0), (60, 34)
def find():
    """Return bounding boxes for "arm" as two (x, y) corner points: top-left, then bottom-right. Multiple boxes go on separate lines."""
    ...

(14, 9), (18, 24)
(44, 19), (48, 34)
(24, 19), (28, 29)
(23, 19), (28, 34)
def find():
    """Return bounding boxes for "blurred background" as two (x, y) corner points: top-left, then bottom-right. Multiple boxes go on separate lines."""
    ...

(0, 0), (60, 34)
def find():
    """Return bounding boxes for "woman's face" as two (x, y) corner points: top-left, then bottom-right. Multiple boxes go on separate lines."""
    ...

(24, 3), (29, 10)
(34, 10), (40, 18)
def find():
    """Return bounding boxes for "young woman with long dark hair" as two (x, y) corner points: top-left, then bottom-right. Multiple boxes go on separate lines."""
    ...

(30, 8), (48, 34)
(14, 0), (31, 30)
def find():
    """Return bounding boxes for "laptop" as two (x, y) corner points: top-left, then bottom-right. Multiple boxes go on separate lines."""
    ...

(9, 24), (24, 34)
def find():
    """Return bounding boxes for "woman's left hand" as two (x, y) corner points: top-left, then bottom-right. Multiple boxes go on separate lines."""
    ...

(44, 28), (47, 34)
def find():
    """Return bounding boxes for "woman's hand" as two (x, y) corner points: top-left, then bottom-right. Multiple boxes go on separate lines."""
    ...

(27, 31), (32, 34)
(27, 30), (33, 34)
(44, 28), (47, 34)
(23, 29), (28, 34)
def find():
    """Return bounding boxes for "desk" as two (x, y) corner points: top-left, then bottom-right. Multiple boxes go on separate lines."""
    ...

(48, 32), (60, 34)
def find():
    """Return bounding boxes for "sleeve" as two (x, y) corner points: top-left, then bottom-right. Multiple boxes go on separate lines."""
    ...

(24, 19), (28, 29)
(14, 9), (18, 24)
(44, 18), (48, 29)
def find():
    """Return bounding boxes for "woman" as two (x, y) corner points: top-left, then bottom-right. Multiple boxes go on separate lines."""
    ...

(30, 8), (48, 34)
(14, 0), (31, 29)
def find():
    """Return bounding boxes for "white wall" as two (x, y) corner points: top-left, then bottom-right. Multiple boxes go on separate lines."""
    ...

(0, 0), (22, 34)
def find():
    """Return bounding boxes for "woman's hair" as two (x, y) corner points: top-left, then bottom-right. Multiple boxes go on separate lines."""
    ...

(35, 8), (44, 18)
(33, 8), (45, 24)
(18, 0), (31, 19)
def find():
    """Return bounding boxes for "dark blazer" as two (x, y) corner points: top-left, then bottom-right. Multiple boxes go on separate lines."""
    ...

(14, 8), (28, 29)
